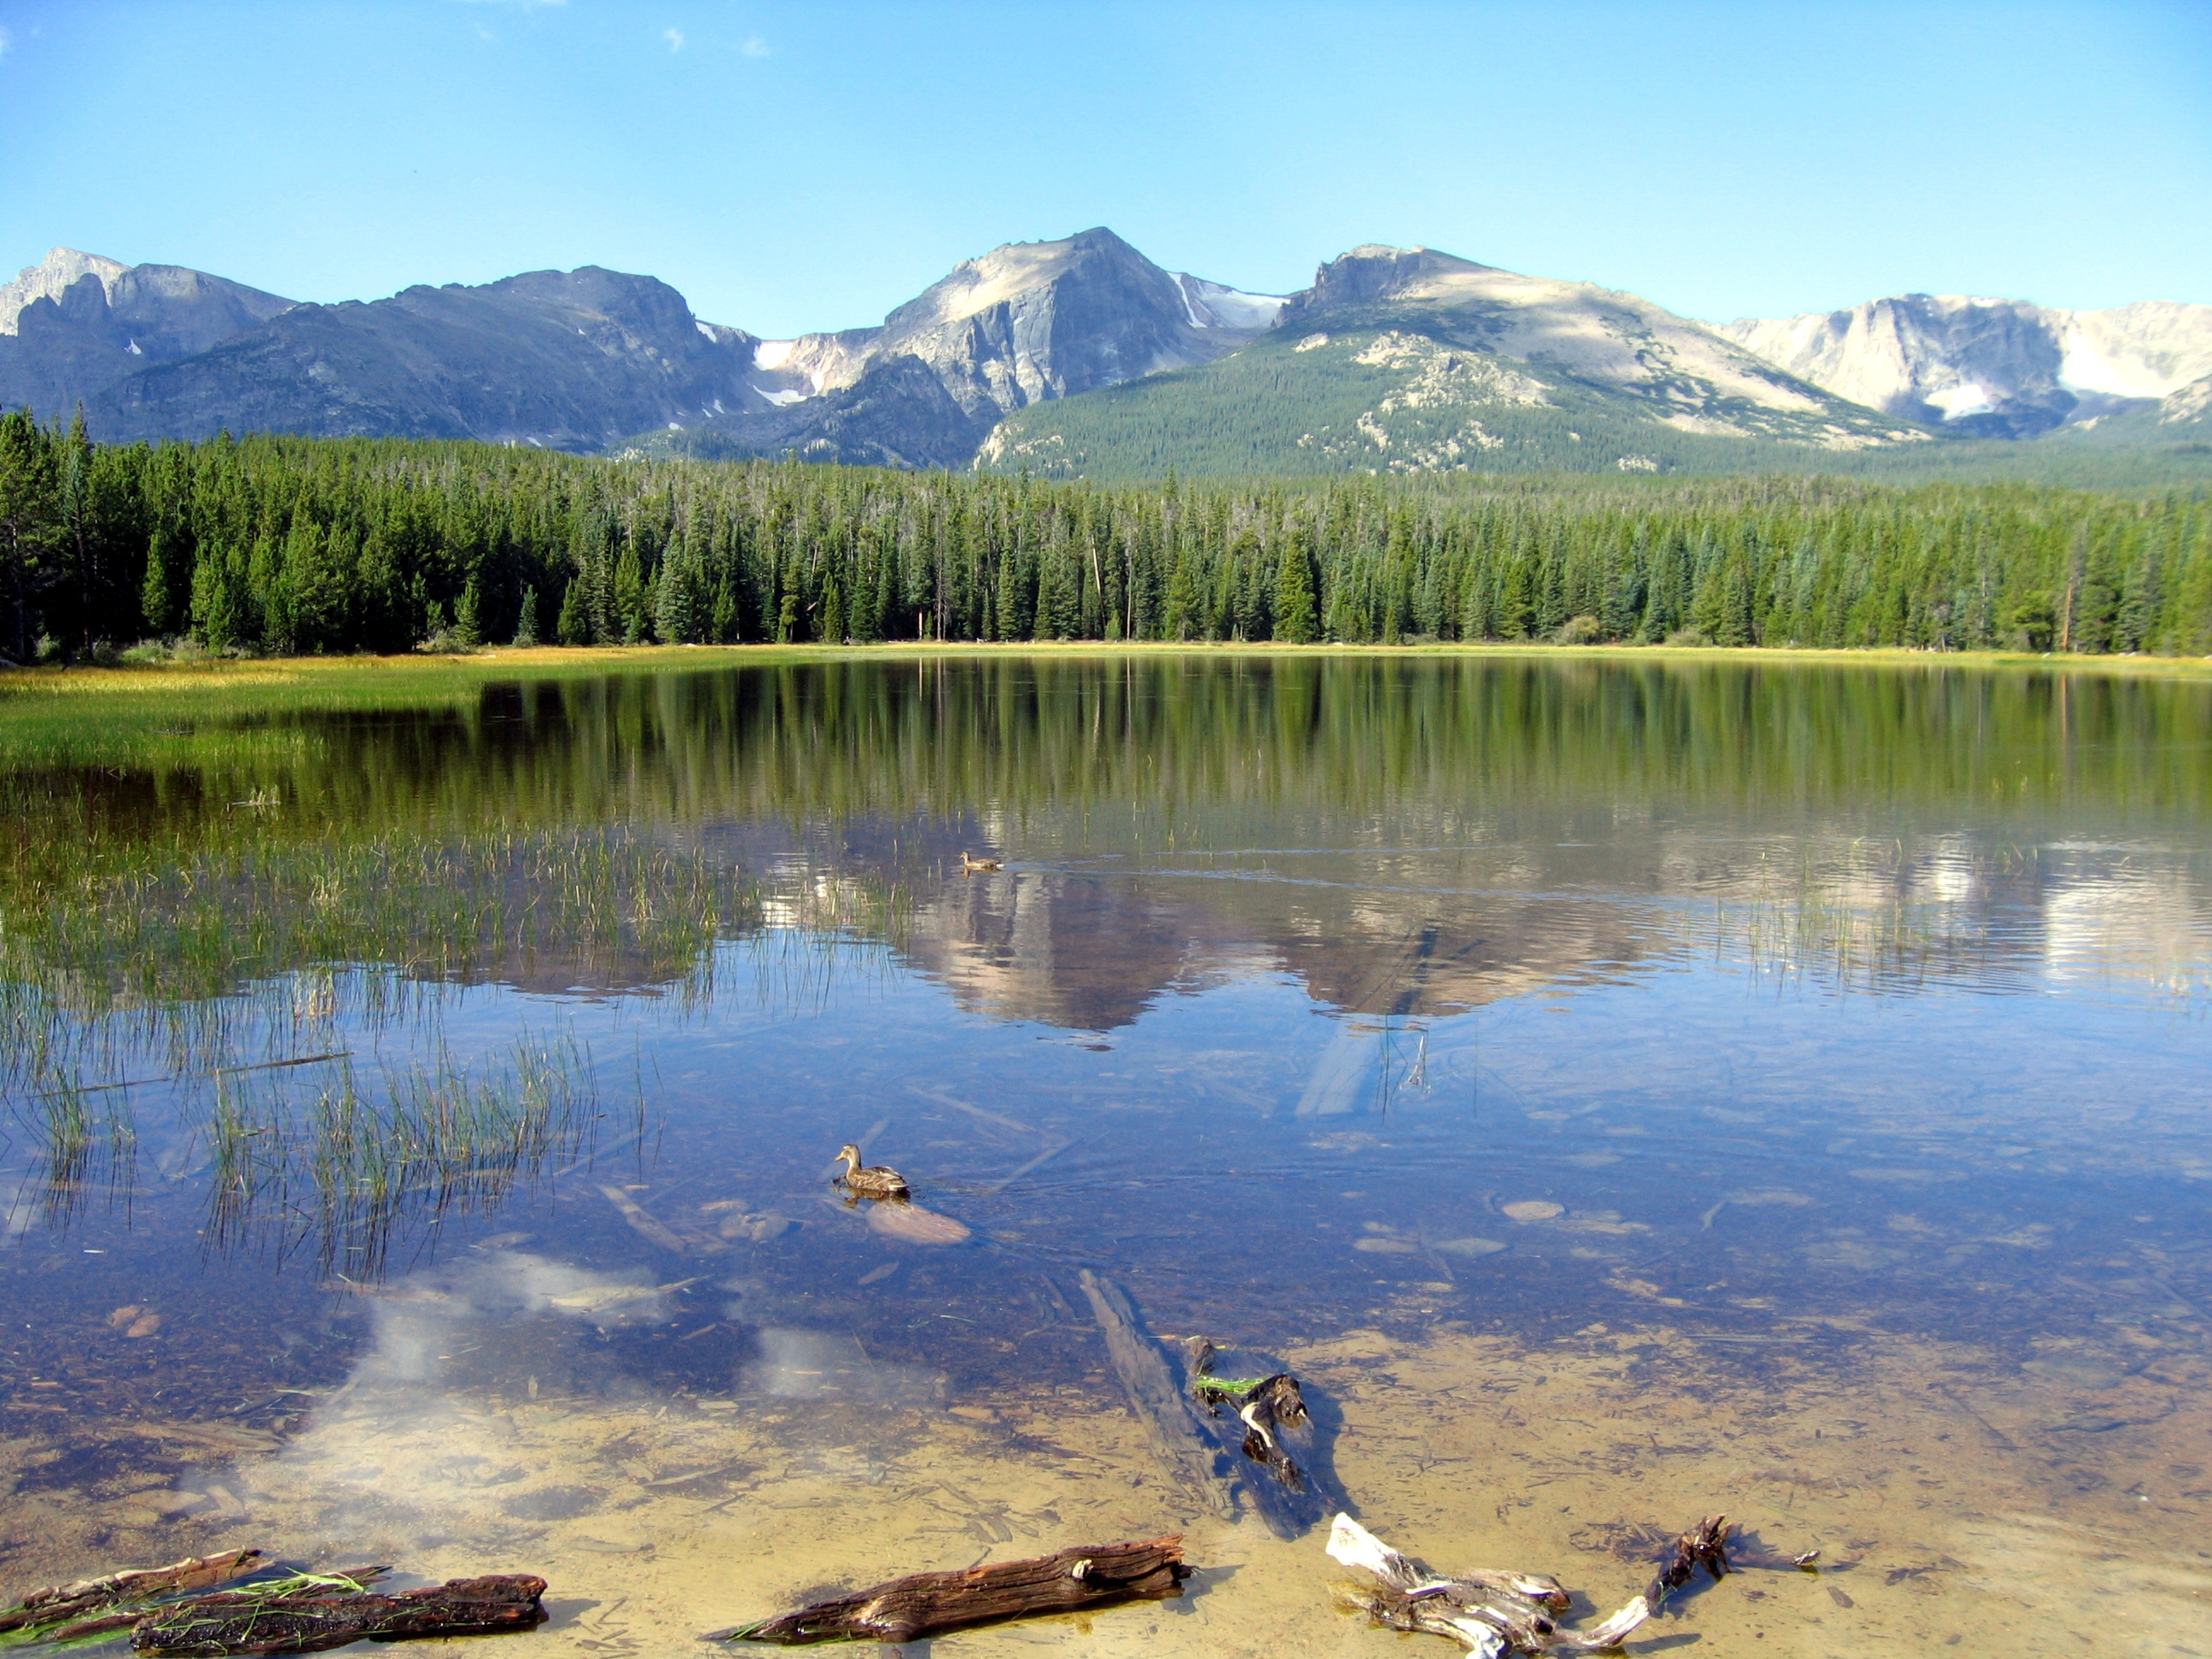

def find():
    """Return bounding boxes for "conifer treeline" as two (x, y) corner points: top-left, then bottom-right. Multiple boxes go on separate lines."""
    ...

(2, 413), (2208, 659)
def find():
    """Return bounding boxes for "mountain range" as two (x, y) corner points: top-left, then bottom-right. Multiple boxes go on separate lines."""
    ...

(4, 230), (2207, 480)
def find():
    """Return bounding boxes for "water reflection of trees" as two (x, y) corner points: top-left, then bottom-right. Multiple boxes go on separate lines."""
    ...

(3, 655), (2206, 1254)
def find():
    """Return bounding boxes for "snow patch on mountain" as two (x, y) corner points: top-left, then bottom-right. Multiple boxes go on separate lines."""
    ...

(1172, 272), (1287, 331)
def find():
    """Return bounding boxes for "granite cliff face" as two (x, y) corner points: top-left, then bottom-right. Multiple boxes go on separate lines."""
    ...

(1720, 295), (2212, 438)
(760, 227), (1278, 415)
(1279, 244), (1900, 438)
(658, 226), (1284, 463)
(0, 247), (294, 421)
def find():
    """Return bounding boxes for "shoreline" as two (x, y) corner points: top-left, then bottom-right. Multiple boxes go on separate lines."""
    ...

(5, 637), (2211, 701)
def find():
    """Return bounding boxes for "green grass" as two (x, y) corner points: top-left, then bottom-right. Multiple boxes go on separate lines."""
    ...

(0, 643), (868, 772)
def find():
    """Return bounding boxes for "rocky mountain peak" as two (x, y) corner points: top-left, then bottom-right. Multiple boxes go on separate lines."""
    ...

(1, 248), (131, 335)
(750, 227), (1284, 424)
(1720, 294), (2212, 437)
(1282, 245), (1497, 323)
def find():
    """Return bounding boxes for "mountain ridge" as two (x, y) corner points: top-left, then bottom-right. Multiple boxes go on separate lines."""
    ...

(1719, 293), (2212, 439)
(3, 236), (2207, 480)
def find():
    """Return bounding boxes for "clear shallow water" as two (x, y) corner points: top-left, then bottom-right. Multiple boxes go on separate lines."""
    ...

(2, 654), (2210, 1656)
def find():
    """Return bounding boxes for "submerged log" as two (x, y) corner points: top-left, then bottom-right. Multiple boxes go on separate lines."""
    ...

(713, 1537), (1189, 1645)
(1327, 1513), (1682, 1655)
(130, 1572), (547, 1656)
(0, 1551), (268, 1640)
(1077, 1271), (1237, 1520)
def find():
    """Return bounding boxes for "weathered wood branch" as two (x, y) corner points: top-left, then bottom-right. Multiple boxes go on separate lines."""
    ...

(0, 1551), (266, 1638)
(1643, 1514), (1731, 1612)
(130, 1572), (547, 1656)
(1185, 1336), (1342, 1536)
(713, 1537), (1190, 1645)
(1328, 1512), (1712, 1656)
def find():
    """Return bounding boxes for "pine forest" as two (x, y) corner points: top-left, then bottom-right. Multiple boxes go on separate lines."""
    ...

(3, 411), (2209, 662)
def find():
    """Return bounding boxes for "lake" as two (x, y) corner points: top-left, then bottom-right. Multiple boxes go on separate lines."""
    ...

(3, 651), (2209, 1656)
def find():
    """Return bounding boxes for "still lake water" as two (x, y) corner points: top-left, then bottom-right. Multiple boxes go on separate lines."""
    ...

(3, 652), (2210, 1656)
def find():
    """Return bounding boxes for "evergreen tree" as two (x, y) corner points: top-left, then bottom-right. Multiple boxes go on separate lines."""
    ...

(0, 410), (60, 662)
(614, 541), (647, 643)
(189, 542), (246, 652)
(655, 555), (696, 643)
(141, 527), (178, 637)
(557, 579), (590, 645)
(1275, 529), (1318, 643)
(514, 585), (540, 647)
(455, 576), (484, 648)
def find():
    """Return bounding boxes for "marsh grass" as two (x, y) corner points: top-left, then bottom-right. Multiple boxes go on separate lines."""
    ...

(0, 825), (755, 1016)
(203, 1032), (602, 1277)
(1707, 846), (2014, 996)
(0, 800), (919, 1264)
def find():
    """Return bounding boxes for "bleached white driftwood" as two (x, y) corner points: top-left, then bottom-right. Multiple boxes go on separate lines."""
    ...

(1326, 1511), (1725, 1655)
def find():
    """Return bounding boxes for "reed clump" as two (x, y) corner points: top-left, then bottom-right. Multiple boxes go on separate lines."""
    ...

(204, 1032), (602, 1276)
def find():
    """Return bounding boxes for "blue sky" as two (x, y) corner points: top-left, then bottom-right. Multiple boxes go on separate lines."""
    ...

(1, 1), (2205, 336)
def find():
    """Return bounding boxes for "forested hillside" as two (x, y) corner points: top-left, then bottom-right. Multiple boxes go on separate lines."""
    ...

(0, 411), (2206, 661)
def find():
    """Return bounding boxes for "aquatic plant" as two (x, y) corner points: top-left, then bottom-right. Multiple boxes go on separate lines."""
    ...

(201, 1031), (603, 1278)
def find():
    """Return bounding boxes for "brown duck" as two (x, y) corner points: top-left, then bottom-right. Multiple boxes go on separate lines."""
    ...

(834, 1143), (910, 1200)
(959, 853), (1004, 872)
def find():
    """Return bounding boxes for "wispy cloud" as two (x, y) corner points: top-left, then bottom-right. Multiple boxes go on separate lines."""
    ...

(663, 26), (685, 52)
(739, 34), (769, 57)
(0, 26), (12, 62)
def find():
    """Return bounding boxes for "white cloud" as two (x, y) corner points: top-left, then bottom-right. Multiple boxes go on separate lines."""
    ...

(739, 34), (769, 56)
(0, 26), (12, 61)
(664, 26), (685, 51)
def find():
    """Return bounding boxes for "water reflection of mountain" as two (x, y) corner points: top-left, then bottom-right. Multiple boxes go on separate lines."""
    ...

(897, 862), (1666, 1028)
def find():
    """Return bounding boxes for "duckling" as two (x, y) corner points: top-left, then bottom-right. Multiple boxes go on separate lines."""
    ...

(834, 1143), (910, 1200)
(959, 852), (1004, 873)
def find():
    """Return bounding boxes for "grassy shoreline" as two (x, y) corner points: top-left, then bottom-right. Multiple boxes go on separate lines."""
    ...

(6, 636), (2212, 698)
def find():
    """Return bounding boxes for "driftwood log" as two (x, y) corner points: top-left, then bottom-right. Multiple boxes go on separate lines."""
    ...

(0, 1551), (270, 1644)
(130, 1572), (547, 1656)
(713, 1536), (1190, 1645)
(1328, 1512), (1733, 1655)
